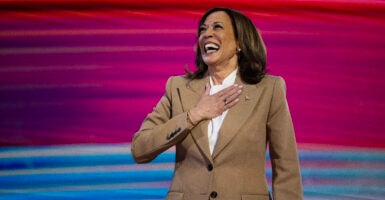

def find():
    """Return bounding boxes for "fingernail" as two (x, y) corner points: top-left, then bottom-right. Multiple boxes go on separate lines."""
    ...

(238, 85), (243, 88)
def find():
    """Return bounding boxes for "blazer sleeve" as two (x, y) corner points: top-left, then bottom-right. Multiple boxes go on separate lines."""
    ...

(131, 76), (191, 163)
(267, 77), (303, 200)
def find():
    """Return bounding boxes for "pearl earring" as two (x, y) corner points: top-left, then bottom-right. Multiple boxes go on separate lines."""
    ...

(237, 48), (241, 52)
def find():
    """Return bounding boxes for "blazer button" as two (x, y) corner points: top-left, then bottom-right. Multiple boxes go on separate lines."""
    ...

(210, 191), (217, 198)
(207, 164), (213, 171)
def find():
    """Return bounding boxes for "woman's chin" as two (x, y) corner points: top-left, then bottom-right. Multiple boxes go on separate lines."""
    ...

(202, 57), (219, 67)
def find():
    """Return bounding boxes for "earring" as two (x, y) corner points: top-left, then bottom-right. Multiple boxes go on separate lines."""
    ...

(237, 48), (241, 52)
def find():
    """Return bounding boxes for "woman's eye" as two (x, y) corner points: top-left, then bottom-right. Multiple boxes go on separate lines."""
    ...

(199, 27), (206, 32)
(214, 24), (223, 29)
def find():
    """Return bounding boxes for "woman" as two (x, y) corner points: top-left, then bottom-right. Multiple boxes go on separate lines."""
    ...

(131, 7), (303, 200)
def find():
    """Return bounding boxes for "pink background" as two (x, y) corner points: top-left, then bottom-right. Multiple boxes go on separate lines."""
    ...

(0, 0), (384, 148)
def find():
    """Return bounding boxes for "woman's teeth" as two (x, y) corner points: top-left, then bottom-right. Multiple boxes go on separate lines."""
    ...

(205, 43), (219, 53)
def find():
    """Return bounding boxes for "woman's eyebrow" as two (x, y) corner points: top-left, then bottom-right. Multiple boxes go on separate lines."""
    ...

(202, 21), (224, 26)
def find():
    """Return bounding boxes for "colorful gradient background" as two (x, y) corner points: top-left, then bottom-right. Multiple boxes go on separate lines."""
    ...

(1, 0), (384, 148)
(1, 1), (385, 199)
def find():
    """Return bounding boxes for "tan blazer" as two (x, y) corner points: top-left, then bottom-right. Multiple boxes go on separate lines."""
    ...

(131, 74), (303, 200)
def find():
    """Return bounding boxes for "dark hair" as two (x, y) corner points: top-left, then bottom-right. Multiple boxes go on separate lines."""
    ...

(186, 7), (267, 84)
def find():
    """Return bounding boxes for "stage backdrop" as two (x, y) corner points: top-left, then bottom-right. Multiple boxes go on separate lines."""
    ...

(0, 0), (384, 148)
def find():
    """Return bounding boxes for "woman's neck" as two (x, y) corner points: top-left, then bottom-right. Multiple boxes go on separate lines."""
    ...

(208, 65), (237, 85)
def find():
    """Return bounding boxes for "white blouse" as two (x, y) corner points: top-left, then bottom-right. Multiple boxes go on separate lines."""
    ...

(208, 69), (238, 155)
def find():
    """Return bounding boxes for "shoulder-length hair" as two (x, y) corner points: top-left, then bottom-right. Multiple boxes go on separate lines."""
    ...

(186, 7), (267, 84)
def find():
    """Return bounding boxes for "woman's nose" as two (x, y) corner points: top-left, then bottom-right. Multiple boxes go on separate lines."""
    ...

(202, 27), (214, 38)
(203, 32), (213, 39)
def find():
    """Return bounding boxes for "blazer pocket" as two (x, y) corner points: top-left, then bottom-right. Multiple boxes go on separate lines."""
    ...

(166, 192), (184, 200)
(241, 194), (270, 200)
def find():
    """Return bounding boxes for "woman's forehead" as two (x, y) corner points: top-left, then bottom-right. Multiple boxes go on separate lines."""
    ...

(202, 11), (231, 25)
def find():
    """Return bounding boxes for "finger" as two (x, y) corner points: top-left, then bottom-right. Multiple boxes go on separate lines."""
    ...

(224, 97), (240, 110)
(216, 84), (239, 97)
(219, 84), (243, 99)
(224, 87), (242, 104)
(222, 84), (242, 108)
(218, 84), (238, 96)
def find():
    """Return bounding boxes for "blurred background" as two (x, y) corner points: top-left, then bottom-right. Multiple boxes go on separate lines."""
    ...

(0, 0), (384, 199)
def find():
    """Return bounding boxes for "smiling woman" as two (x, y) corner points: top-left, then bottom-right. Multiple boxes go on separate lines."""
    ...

(198, 11), (239, 78)
(192, 7), (267, 85)
(1, 1), (385, 200)
(131, 7), (303, 200)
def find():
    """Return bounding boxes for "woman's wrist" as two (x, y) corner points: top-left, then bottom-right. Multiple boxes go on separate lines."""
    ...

(187, 111), (196, 127)
(187, 108), (200, 126)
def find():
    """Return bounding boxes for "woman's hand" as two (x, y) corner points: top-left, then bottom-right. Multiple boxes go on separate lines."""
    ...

(189, 83), (243, 124)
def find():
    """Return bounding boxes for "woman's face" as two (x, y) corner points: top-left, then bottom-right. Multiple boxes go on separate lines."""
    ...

(199, 11), (238, 68)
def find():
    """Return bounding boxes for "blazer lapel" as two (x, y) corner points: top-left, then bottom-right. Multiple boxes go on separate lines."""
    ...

(212, 77), (262, 159)
(177, 75), (213, 162)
